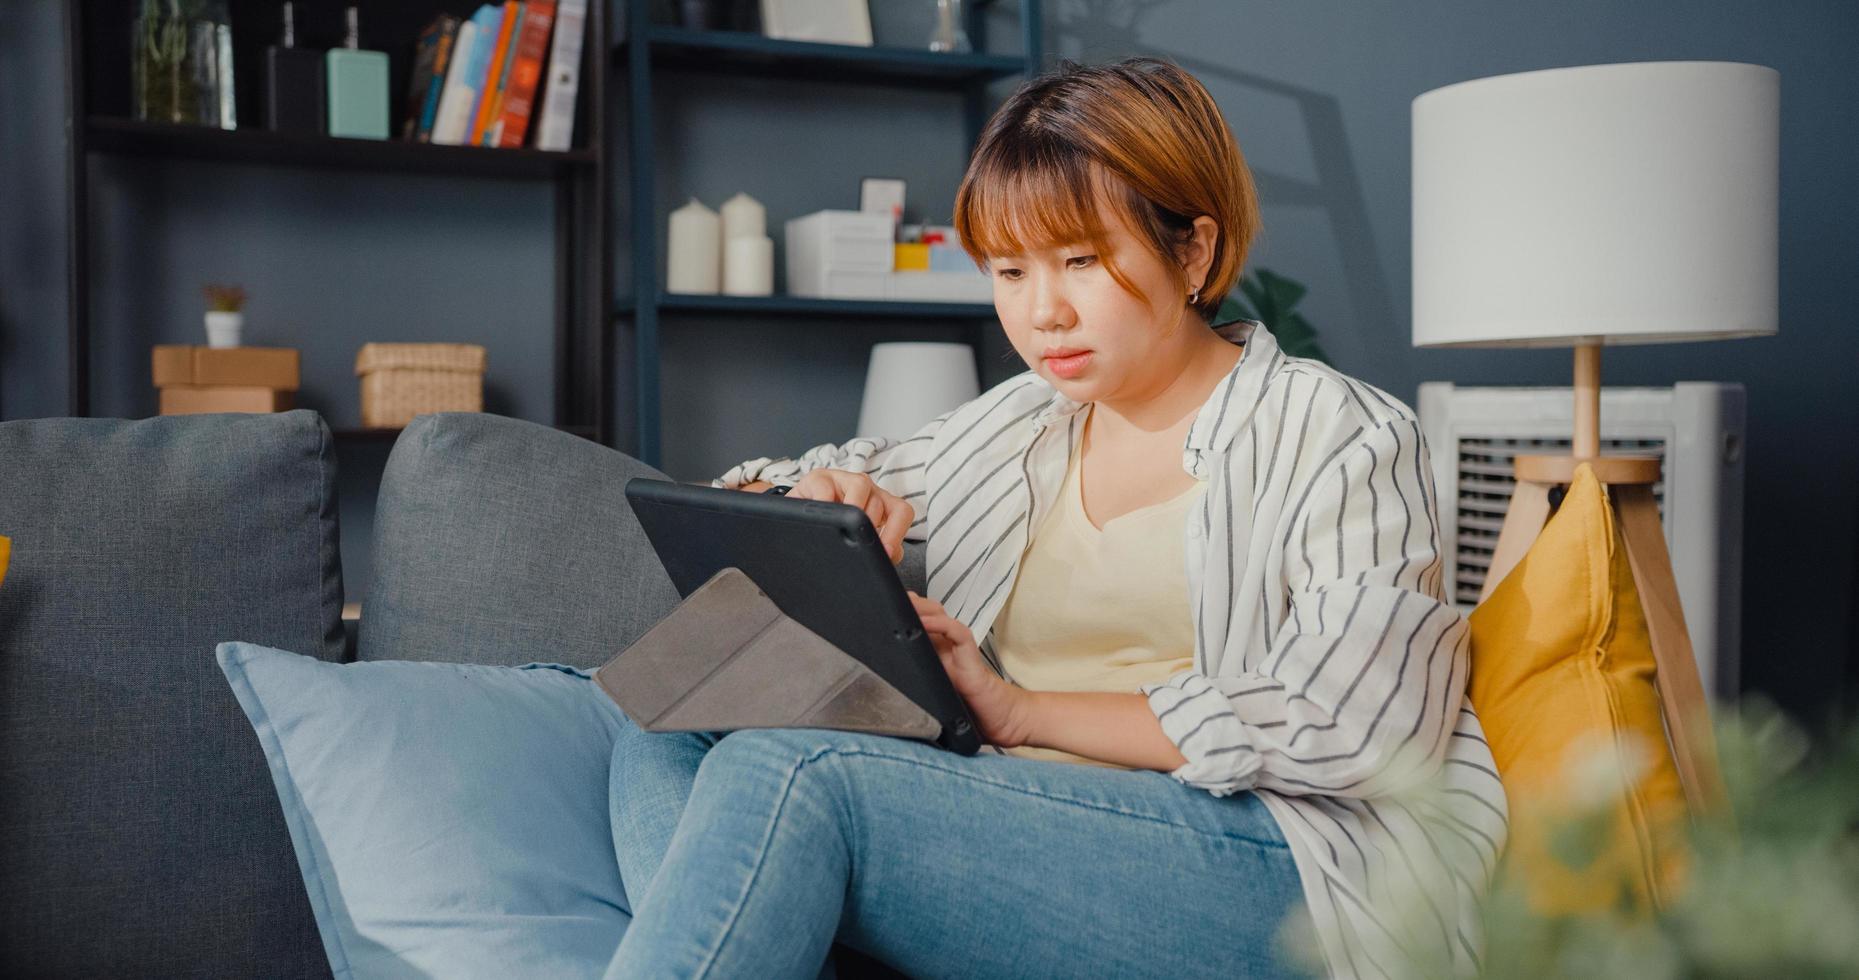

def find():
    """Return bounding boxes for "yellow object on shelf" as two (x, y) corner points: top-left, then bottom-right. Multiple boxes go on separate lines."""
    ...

(893, 243), (930, 271)
(354, 342), (486, 429)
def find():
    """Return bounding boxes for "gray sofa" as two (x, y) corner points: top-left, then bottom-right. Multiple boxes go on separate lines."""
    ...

(0, 410), (915, 978)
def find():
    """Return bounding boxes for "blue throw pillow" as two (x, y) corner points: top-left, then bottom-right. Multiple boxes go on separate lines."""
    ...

(216, 642), (631, 979)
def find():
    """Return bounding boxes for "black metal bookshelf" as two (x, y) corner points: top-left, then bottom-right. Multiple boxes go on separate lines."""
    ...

(612, 2), (1043, 469)
(622, 25), (1029, 87)
(83, 116), (599, 179)
(63, 0), (611, 445)
(645, 293), (997, 320)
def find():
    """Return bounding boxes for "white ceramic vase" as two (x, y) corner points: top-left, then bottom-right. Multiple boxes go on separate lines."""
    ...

(204, 311), (243, 348)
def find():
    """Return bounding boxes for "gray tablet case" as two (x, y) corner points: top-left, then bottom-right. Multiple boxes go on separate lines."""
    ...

(595, 566), (941, 740)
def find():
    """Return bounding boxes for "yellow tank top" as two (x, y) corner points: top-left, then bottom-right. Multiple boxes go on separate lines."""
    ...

(992, 432), (1204, 768)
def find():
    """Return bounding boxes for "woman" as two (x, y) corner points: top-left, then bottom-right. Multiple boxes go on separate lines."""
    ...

(606, 58), (1505, 979)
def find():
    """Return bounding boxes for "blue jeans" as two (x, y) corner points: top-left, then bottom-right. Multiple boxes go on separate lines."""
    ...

(604, 715), (1308, 980)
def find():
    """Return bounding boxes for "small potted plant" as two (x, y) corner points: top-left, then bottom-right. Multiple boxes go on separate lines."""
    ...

(202, 283), (246, 348)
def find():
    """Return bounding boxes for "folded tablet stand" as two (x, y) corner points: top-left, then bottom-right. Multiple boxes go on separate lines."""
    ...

(595, 566), (942, 740)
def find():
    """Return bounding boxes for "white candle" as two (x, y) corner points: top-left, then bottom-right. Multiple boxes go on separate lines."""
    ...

(720, 192), (766, 241)
(724, 235), (774, 296)
(667, 198), (721, 294)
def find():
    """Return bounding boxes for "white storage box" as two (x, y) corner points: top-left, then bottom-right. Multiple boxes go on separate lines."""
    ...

(785, 208), (995, 303)
(813, 270), (891, 300)
(888, 270), (993, 303)
(786, 209), (895, 298)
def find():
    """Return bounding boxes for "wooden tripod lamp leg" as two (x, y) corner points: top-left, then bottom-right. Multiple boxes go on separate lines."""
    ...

(1480, 341), (1604, 605)
(1476, 341), (1726, 817)
(1615, 483), (1727, 814)
(1480, 479), (1554, 604)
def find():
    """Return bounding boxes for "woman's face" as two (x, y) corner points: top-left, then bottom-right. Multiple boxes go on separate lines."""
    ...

(986, 204), (1211, 407)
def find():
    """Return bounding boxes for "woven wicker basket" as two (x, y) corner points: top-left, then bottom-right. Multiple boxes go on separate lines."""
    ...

(355, 342), (486, 429)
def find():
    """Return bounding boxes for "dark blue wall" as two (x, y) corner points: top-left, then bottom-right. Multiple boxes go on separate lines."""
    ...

(5, 0), (1854, 720)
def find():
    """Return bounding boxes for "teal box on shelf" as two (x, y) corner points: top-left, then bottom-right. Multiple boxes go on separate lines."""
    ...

(326, 6), (389, 140)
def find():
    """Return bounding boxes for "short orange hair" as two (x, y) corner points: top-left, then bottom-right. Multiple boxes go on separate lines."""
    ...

(953, 57), (1260, 322)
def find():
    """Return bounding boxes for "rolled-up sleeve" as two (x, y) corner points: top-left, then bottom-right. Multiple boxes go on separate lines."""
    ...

(710, 413), (948, 541)
(1142, 418), (1470, 798)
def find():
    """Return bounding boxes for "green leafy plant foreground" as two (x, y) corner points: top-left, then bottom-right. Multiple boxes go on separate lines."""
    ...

(202, 283), (245, 313)
(1278, 701), (1859, 978)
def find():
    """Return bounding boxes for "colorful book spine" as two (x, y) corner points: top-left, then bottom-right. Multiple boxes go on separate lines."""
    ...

(452, 4), (505, 144)
(533, 0), (586, 152)
(494, 0), (556, 148)
(405, 15), (459, 142)
(431, 8), (492, 144)
(480, 3), (529, 146)
(468, 1), (522, 147)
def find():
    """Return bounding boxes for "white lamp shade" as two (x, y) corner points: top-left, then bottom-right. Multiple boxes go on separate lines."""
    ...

(1412, 61), (1779, 348)
(857, 343), (980, 440)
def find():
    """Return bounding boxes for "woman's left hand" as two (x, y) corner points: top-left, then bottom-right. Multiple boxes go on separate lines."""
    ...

(908, 591), (1035, 749)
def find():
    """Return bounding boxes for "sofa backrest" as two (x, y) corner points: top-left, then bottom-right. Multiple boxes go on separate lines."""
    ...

(361, 413), (682, 667)
(0, 411), (343, 978)
(362, 411), (932, 661)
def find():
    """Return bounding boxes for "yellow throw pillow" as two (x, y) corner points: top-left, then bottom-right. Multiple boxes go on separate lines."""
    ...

(1468, 462), (1689, 915)
(0, 534), (10, 588)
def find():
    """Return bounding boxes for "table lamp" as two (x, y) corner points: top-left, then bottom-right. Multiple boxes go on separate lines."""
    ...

(1412, 60), (1779, 810)
(856, 342), (979, 441)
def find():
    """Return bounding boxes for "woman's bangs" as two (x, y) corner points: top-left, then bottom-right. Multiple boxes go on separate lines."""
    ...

(961, 153), (1109, 263)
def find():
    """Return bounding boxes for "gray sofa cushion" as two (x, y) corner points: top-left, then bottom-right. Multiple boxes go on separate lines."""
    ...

(0, 410), (343, 978)
(363, 413), (931, 670)
(363, 413), (920, 979)
(361, 413), (682, 667)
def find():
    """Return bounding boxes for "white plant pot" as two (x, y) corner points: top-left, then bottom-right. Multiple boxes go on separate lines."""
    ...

(204, 311), (243, 348)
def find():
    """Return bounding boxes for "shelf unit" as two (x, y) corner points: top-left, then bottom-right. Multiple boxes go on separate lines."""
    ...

(613, 3), (1043, 469)
(639, 293), (997, 320)
(63, 0), (611, 445)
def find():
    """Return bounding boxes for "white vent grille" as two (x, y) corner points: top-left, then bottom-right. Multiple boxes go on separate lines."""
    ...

(1451, 436), (1667, 605)
(1418, 381), (1745, 699)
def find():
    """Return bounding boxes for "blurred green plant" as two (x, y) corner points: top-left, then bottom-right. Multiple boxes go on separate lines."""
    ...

(202, 283), (246, 313)
(1280, 701), (1859, 978)
(1216, 268), (1332, 366)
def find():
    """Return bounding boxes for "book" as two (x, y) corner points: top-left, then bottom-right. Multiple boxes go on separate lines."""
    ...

(479, 2), (524, 145)
(403, 14), (459, 141)
(484, 3), (529, 145)
(458, 4), (507, 144)
(408, 13), (459, 142)
(430, 12), (487, 145)
(494, 0), (556, 148)
(468, 1), (522, 147)
(533, 0), (586, 152)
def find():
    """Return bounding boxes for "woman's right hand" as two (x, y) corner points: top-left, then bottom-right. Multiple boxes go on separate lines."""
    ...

(761, 469), (914, 565)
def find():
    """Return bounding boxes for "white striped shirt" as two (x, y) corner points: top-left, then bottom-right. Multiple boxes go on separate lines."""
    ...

(715, 319), (1508, 978)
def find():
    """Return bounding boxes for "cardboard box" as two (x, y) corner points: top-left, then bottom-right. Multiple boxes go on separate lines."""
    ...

(152, 346), (300, 391)
(159, 385), (296, 415)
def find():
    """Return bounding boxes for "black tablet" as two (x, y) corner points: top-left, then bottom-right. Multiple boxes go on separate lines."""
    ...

(623, 477), (982, 755)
